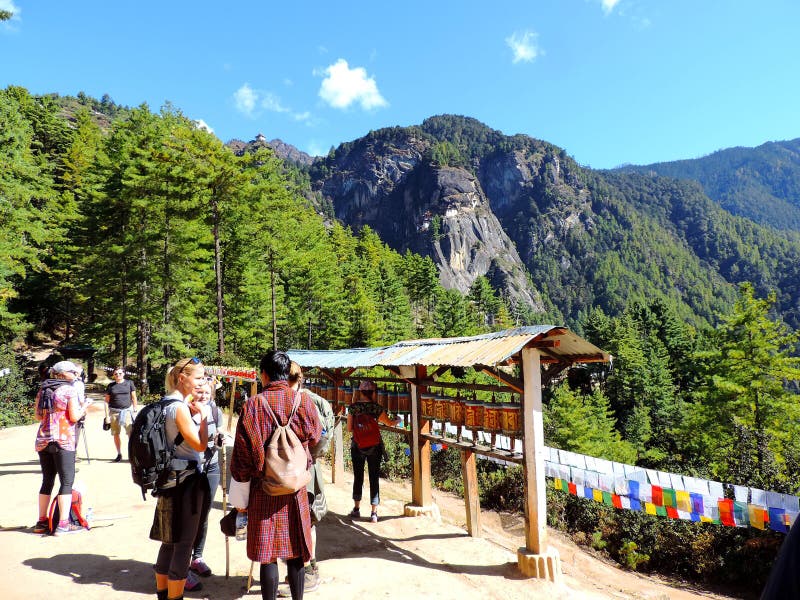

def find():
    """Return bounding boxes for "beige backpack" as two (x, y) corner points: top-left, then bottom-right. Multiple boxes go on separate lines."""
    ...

(261, 391), (311, 495)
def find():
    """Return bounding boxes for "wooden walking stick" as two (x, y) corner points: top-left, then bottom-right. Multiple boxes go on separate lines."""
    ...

(220, 431), (230, 579)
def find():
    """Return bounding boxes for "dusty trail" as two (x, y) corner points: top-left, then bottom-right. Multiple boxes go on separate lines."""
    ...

(0, 388), (738, 599)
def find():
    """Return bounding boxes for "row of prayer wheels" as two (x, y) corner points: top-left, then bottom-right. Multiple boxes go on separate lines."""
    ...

(420, 392), (522, 435)
(305, 381), (413, 413)
(305, 380), (522, 435)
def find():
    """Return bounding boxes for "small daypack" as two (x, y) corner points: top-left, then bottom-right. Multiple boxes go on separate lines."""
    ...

(352, 411), (381, 450)
(47, 489), (90, 534)
(128, 398), (185, 500)
(261, 391), (311, 496)
(305, 389), (334, 459)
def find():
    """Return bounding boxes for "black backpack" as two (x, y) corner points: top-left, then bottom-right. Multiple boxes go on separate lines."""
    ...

(128, 398), (184, 500)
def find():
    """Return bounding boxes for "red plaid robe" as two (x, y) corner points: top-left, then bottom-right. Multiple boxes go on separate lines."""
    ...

(231, 380), (322, 563)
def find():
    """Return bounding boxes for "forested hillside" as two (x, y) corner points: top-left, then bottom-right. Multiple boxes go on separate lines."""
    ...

(616, 138), (800, 231)
(304, 115), (800, 331)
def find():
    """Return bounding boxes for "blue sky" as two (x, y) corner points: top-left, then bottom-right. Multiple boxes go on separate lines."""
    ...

(2, 0), (799, 169)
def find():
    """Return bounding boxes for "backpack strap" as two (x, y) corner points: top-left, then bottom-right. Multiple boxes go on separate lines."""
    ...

(263, 390), (302, 429)
(160, 396), (184, 449)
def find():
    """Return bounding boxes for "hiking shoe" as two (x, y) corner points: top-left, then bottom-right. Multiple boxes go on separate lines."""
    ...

(55, 522), (85, 535)
(184, 569), (203, 592)
(113, 454), (122, 463)
(277, 568), (319, 598)
(32, 519), (48, 534)
(348, 506), (360, 518)
(190, 557), (212, 577)
(370, 511), (379, 523)
(304, 564), (320, 592)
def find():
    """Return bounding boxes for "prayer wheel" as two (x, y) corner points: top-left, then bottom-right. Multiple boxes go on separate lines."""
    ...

(433, 393), (449, 421)
(376, 385), (388, 410)
(464, 399), (484, 429)
(483, 402), (503, 433)
(500, 402), (522, 434)
(397, 388), (411, 413)
(387, 387), (399, 415)
(447, 396), (465, 427)
(420, 392), (436, 419)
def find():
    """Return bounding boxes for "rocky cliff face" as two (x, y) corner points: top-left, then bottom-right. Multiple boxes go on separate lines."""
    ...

(311, 130), (544, 312)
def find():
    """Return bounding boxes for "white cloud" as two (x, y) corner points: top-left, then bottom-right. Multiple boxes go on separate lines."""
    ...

(317, 59), (388, 110)
(601, 0), (621, 14)
(294, 111), (311, 123)
(0, 0), (20, 16)
(506, 31), (541, 64)
(194, 119), (214, 134)
(261, 92), (289, 113)
(233, 83), (258, 117)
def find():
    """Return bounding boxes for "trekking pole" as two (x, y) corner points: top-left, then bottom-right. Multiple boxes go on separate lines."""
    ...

(220, 437), (230, 579)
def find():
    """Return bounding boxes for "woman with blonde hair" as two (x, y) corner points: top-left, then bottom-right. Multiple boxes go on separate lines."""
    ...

(152, 357), (210, 600)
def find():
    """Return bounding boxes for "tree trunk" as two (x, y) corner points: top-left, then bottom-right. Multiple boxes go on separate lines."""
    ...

(213, 202), (225, 356)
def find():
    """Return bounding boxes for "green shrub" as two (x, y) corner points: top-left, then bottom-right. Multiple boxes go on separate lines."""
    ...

(0, 346), (36, 427)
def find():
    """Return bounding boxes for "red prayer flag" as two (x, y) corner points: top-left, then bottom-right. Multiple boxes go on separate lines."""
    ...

(719, 499), (735, 527)
(651, 485), (663, 506)
(612, 494), (623, 509)
(666, 506), (679, 519)
(568, 482), (578, 496)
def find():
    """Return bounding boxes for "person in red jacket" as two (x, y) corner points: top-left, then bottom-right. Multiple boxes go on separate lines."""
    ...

(231, 351), (321, 600)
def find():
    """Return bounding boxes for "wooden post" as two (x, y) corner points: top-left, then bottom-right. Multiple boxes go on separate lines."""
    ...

(402, 365), (432, 515)
(521, 347), (545, 553)
(517, 347), (560, 582)
(331, 376), (345, 483)
(461, 448), (481, 537)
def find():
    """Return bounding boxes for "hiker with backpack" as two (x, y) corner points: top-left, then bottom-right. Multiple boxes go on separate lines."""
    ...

(230, 350), (322, 600)
(347, 379), (401, 523)
(274, 361), (335, 597)
(32, 360), (88, 535)
(150, 357), (211, 600)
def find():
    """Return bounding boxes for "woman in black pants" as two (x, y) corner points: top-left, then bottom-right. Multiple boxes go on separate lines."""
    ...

(33, 360), (87, 534)
(185, 378), (225, 590)
(347, 379), (400, 523)
(152, 357), (210, 600)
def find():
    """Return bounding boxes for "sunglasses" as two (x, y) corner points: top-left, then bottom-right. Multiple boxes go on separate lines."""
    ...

(179, 357), (201, 374)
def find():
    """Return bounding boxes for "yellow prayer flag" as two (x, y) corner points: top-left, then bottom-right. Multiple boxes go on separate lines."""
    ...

(645, 502), (657, 515)
(749, 505), (766, 530)
(593, 489), (603, 503)
(676, 490), (691, 512)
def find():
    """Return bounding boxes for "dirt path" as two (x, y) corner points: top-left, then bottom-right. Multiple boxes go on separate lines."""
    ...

(0, 392), (740, 599)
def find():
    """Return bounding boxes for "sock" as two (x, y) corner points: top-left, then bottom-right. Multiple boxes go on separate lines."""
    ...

(156, 590), (168, 600)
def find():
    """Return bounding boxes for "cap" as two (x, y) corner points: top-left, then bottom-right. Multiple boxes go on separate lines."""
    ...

(51, 360), (81, 375)
(358, 379), (376, 392)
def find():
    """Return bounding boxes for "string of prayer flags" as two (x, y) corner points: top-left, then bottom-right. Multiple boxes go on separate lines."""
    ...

(543, 445), (800, 532)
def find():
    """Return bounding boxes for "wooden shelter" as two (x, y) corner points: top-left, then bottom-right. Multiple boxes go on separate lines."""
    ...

(288, 325), (610, 580)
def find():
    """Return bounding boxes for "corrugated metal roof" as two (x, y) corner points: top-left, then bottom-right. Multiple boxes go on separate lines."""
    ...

(288, 325), (609, 370)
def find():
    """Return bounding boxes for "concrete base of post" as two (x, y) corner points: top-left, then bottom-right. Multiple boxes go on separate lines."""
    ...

(517, 547), (561, 582)
(403, 503), (441, 521)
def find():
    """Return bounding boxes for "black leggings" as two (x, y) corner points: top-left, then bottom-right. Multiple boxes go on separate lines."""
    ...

(38, 442), (76, 496)
(154, 474), (209, 580)
(260, 557), (303, 600)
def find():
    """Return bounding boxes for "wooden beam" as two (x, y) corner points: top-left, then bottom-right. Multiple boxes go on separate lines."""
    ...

(527, 339), (560, 348)
(461, 448), (481, 538)
(417, 378), (517, 394)
(521, 347), (546, 554)
(478, 367), (524, 394)
(418, 432), (522, 464)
